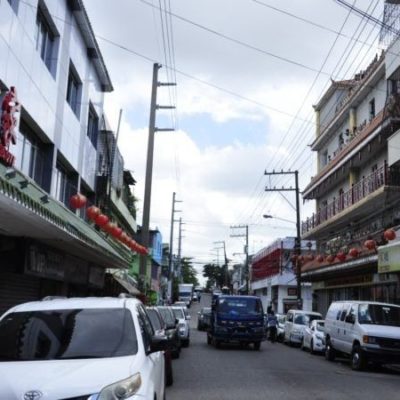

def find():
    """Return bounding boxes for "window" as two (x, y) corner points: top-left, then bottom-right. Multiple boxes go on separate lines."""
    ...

(87, 104), (99, 148)
(369, 98), (375, 120)
(54, 162), (75, 206)
(7, 0), (19, 14)
(137, 306), (154, 352)
(35, 6), (57, 76)
(66, 63), (82, 118)
(0, 309), (137, 360)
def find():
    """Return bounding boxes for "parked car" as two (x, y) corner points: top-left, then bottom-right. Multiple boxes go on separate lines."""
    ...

(173, 301), (188, 309)
(171, 306), (191, 347)
(157, 306), (181, 358)
(197, 307), (212, 331)
(324, 301), (400, 371)
(276, 313), (286, 342)
(302, 319), (325, 354)
(0, 297), (168, 399)
(146, 307), (173, 386)
(284, 309), (323, 346)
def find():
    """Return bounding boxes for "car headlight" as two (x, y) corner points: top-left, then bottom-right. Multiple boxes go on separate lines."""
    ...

(98, 373), (141, 400)
(363, 335), (378, 345)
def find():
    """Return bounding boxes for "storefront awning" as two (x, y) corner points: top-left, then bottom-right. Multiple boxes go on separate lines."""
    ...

(113, 275), (141, 296)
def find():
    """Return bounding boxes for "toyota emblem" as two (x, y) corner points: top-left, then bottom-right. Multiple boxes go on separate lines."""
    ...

(23, 391), (43, 400)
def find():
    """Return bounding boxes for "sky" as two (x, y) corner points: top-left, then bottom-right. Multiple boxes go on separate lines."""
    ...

(84, 0), (386, 282)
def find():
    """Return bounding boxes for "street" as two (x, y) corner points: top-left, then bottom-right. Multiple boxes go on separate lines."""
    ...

(167, 294), (400, 400)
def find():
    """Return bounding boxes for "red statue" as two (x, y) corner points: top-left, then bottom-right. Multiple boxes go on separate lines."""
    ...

(0, 87), (20, 149)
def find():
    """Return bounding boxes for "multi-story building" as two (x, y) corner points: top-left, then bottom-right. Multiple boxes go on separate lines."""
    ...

(0, 0), (139, 312)
(301, 44), (400, 314)
(251, 238), (313, 313)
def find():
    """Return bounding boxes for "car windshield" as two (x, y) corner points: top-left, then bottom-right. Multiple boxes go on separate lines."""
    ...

(217, 298), (263, 316)
(358, 304), (400, 326)
(202, 307), (211, 315)
(0, 308), (137, 361)
(277, 315), (286, 325)
(173, 308), (185, 319)
(158, 308), (175, 326)
(294, 313), (321, 325)
(147, 309), (162, 331)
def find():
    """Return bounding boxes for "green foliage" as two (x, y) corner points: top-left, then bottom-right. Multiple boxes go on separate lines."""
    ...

(180, 257), (199, 286)
(203, 263), (225, 289)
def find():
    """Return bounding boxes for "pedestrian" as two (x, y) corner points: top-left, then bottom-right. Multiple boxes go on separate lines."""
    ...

(267, 310), (278, 343)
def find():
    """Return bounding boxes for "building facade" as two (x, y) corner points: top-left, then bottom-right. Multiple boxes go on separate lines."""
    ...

(0, 0), (138, 313)
(251, 238), (313, 314)
(301, 43), (400, 315)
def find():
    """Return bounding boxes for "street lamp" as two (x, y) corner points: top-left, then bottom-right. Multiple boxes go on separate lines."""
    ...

(263, 214), (296, 225)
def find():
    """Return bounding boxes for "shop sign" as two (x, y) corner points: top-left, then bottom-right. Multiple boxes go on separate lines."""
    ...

(324, 274), (372, 288)
(287, 287), (297, 296)
(378, 243), (400, 273)
(64, 255), (88, 285)
(25, 245), (65, 281)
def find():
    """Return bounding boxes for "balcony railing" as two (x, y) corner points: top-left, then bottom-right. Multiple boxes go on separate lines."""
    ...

(302, 163), (400, 234)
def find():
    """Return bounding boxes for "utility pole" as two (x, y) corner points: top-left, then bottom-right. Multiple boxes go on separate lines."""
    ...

(264, 169), (302, 309)
(230, 225), (249, 294)
(177, 217), (185, 282)
(213, 241), (228, 287)
(168, 192), (182, 299)
(140, 63), (176, 292)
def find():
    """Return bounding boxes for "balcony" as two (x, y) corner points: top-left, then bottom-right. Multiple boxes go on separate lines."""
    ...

(302, 164), (400, 237)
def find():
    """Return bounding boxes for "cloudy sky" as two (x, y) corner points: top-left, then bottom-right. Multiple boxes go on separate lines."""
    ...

(84, 0), (385, 280)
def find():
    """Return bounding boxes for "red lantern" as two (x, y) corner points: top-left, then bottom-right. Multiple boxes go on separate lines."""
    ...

(316, 255), (324, 263)
(111, 226), (122, 239)
(87, 206), (100, 221)
(95, 214), (109, 227)
(70, 193), (87, 209)
(306, 254), (315, 261)
(119, 232), (128, 243)
(326, 254), (335, 263)
(384, 229), (396, 241)
(336, 252), (346, 262)
(349, 248), (359, 258)
(364, 239), (376, 251)
(103, 222), (116, 234)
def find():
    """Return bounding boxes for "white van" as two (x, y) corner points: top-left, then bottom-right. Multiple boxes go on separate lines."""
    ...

(324, 301), (400, 371)
(284, 310), (323, 346)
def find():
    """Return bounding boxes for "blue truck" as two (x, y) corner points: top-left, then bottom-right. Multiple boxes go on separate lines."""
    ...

(207, 295), (266, 350)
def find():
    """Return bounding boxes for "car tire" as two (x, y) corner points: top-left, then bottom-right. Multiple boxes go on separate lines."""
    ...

(301, 338), (306, 351)
(207, 334), (211, 345)
(351, 345), (367, 371)
(325, 340), (336, 362)
(214, 338), (221, 349)
(254, 341), (261, 351)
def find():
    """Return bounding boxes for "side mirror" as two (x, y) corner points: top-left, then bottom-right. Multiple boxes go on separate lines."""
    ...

(345, 314), (355, 324)
(175, 318), (179, 325)
(149, 334), (169, 354)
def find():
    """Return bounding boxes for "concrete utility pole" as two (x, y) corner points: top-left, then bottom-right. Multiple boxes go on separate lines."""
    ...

(140, 63), (176, 291)
(214, 241), (229, 287)
(264, 169), (302, 309)
(168, 192), (182, 298)
(177, 217), (185, 282)
(230, 225), (249, 294)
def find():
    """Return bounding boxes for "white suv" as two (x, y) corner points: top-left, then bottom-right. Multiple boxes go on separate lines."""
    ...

(171, 306), (190, 347)
(0, 297), (167, 399)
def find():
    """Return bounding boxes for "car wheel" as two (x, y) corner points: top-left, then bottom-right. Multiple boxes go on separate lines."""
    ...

(325, 340), (336, 362)
(214, 338), (221, 349)
(310, 339), (315, 355)
(207, 334), (211, 345)
(254, 341), (261, 351)
(301, 338), (306, 351)
(351, 345), (367, 371)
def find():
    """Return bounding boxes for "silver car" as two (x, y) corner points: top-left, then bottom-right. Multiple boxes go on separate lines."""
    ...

(171, 306), (191, 347)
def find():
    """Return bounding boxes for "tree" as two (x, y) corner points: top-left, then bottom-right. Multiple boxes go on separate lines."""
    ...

(203, 263), (225, 290)
(180, 257), (199, 286)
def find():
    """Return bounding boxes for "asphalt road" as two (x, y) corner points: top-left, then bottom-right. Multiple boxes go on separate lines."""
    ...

(166, 293), (400, 400)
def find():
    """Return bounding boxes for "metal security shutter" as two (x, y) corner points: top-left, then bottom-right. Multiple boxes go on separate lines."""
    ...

(0, 270), (41, 315)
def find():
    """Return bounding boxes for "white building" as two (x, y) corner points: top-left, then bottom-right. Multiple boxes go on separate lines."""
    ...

(251, 238), (313, 314)
(0, 0), (138, 312)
